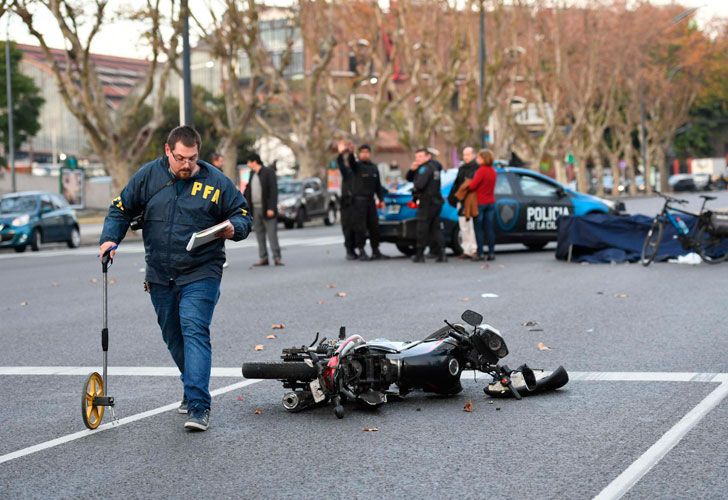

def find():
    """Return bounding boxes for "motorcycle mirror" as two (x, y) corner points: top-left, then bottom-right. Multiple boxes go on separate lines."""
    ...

(461, 310), (483, 327)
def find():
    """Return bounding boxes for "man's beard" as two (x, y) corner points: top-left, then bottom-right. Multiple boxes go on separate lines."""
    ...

(176, 168), (192, 179)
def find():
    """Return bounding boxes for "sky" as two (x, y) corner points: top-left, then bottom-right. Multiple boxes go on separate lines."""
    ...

(3, 0), (727, 60)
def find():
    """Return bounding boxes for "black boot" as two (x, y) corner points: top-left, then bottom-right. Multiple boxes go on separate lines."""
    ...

(411, 250), (425, 263)
(436, 252), (448, 263)
(371, 248), (390, 260)
(346, 250), (358, 261)
(358, 248), (370, 261)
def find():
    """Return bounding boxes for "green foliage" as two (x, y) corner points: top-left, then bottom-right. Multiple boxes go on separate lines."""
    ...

(0, 42), (44, 159)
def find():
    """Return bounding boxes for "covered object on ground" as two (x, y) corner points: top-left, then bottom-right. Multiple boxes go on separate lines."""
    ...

(555, 213), (727, 263)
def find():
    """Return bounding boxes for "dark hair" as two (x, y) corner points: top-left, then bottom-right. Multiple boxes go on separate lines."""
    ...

(210, 152), (223, 162)
(247, 153), (263, 165)
(166, 126), (201, 151)
(358, 144), (371, 152)
(415, 147), (430, 156)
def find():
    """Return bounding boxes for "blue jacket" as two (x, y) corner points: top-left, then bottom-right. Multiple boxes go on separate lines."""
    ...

(100, 156), (252, 285)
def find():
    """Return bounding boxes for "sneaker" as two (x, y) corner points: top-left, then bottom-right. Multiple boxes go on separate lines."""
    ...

(178, 397), (188, 414)
(274, 258), (284, 266)
(184, 409), (210, 431)
(371, 249), (390, 260)
(222, 260), (230, 269)
(487, 254), (496, 261)
(346, 252), (358, 261)
(358, 249), (370, 261)
(252, 259), (269, 267)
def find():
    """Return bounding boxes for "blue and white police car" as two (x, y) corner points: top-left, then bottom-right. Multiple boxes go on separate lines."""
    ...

(378, 165), (623, 255)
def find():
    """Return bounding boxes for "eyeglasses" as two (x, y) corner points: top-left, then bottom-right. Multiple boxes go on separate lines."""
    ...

(171, 152), (198, 164)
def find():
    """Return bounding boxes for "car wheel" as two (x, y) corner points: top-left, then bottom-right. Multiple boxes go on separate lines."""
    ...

(295, 207), (305, 229)
(14, 245), (27, 253)
(449, 225), (463, 256)
(67, 226), (81, 248)
(524, 241), (547, 251)
(30, 228), (42, 252)
(324, 204), (337, 226)
(396, 243), (417, 256)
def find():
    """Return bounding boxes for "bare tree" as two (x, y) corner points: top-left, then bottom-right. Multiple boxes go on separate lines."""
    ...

(12, 0), (182, 191)
(190, 0), (266, 180)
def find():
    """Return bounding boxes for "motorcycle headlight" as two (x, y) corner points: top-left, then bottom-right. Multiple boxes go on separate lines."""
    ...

(11, 214), (30, 227)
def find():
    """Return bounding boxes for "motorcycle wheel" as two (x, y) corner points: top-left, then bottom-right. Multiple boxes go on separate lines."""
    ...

(242, 362), (317, 380)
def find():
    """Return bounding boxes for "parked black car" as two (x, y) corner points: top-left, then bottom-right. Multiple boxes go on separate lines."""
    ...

(277, 177), (338, 229)
(0, 191), (81, 252)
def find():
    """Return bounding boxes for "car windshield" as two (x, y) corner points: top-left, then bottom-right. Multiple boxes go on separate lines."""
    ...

(278, 181), (303, 194)
(0, 196), (37, 214)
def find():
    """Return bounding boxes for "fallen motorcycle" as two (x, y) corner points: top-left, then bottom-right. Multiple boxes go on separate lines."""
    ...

(242, 310), (569, 418)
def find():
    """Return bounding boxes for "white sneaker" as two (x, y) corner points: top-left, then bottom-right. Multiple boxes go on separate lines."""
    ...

(223, 260), (230, 269)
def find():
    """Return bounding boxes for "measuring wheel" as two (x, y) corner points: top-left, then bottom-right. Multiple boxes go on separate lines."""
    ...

(81, 372), (106, 429)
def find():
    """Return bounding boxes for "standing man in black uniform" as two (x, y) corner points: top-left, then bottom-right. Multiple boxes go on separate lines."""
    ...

(337, 141), (389, 261)
(407, 148), (446, 263)
(336, 140), (358, 260)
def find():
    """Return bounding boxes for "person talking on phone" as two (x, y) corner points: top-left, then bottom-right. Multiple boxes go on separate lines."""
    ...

(98, 125), (252, 432)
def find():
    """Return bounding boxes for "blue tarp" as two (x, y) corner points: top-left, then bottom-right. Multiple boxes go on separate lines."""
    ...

(555, 213), (727, 263)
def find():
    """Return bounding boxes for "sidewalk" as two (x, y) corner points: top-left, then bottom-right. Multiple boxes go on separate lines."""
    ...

(79, 221), (141, 246)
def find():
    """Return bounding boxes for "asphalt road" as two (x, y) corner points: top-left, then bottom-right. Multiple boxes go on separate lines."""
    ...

(1, 194), (727, 499)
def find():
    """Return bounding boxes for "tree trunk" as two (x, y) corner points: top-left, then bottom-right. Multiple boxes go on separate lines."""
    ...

(656, 147), (669, 192)
(624, 149), (638, 197)
(554, 158), (567, 185)
(220, 137), (239, 183)
(106, 154), (132, 194)
(609, 152), (621, 197)
(575, 155), (589, 193)
(297, 151), (319, 179)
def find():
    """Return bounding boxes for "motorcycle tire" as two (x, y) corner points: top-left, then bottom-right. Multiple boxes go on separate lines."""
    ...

(242, 362), (317, 381)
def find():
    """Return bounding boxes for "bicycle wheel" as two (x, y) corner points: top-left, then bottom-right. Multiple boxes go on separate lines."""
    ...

(696, 223), (728, 264)
(641, 220), (663, 266)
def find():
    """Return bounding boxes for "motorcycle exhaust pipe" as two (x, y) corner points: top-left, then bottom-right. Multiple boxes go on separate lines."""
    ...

(484, 365), (569, 398)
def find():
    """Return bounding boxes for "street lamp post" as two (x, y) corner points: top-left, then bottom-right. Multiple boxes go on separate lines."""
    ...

(478, 1), (486, 147)
(5, 16), (15, 192)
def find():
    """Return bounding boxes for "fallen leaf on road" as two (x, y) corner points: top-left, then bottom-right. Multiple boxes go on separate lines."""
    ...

(109, 278), (117, 285)
(254, 345), (265, 351)
(480, 264), (489, 270)
(464, 400), (473, 413)
(20, 301), (28, 306)
(461, 297), (470, 302)
(327, 283), (337, 289)
(615, 293), (628, 299)
(481, 293), (499, 298)
(537, 342), (552, 351)
(90, 278), (98, 284)
(317, 300), (325, 305)
(51, 282), (60, 288)
(522, 320), (538, 327)
(236, 395), (244, 401)
(362, 427), (379, 432)
(266, 335), (277, 340)
(336, 292), (347, 298)
(271, 323), (285, 330)
(254, 408), (263, 415)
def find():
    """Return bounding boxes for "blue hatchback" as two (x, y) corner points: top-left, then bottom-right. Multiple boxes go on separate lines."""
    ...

(0, 191), (81, 252)
(378, 165), (623, 255)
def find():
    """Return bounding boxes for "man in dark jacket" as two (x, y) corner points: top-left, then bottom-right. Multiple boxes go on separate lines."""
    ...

(244, 153), (282, 266)
(406, 148), (446, 263)
(447, 146), (478, 258)
(336, 140), (358, 260)
(337, 142), (389, 261)
(99, 126), (252, 432)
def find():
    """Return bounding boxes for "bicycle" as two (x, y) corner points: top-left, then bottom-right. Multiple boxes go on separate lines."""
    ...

(641, 191), (728, 266)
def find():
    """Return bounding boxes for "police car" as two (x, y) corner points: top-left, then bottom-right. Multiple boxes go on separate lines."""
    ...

(378, 165), (623, 255)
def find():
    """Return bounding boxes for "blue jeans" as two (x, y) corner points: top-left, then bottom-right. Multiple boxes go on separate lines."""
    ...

(150, 277), (220, 414)
(474, 204), (496, 257)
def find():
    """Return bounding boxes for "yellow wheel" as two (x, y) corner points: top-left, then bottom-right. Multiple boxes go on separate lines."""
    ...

(81, 372), (105, 429)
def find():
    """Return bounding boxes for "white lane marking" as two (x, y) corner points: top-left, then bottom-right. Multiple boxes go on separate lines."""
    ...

(2, 368), (728, 383)
(0, 378), (262, 466)
(0, 366), (241, 377)
(594, 381), (728, 500)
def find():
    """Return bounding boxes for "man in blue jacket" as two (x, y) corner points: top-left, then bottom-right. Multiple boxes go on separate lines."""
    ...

(99, 126), (252, 432)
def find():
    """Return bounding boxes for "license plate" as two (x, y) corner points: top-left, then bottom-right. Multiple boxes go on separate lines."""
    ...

(386, 204), (401, 214)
